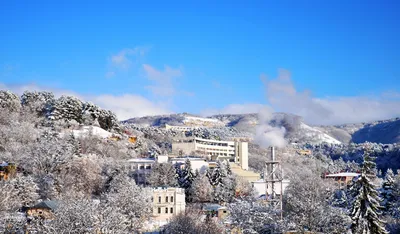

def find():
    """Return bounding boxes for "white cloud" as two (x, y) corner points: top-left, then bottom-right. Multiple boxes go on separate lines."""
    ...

(110, 47), (148, 69)
(262, 69), (400, 125)
(88, 94), (172, 120)
(202, 69), (400, 125)
(201, 103), (265, 116)
(0, 83), (172, 121)
(143, 64), (183, 97)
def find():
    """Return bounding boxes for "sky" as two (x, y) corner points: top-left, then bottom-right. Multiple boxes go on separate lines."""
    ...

(1, 0), (399, 124)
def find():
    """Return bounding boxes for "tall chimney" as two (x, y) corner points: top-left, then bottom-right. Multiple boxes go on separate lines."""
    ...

(270, 146), (275, 161)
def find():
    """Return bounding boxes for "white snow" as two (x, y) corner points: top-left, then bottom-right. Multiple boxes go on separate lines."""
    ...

(300, 123), (342, 144)
(65, 126), (114, 138)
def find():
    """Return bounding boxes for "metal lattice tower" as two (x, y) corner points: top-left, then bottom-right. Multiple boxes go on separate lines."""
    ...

(265, 147), (283, 218)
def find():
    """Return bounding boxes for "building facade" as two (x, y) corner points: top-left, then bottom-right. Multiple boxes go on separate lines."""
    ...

(172, 137), (249, 170)
(323, 172), (360, 189)
(152, 187), (185, 221)
(125, 155), (169, 184)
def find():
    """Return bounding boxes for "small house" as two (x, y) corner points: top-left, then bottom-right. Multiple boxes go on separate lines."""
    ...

(26, 200), (58, 219)
(202, 204), (228, 220)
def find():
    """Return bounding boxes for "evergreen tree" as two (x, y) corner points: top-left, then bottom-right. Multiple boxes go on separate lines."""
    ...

(50, 95), (83, 124)
(210, 160), (236, 203)
(177, 159), (196, 202)
(381, 169), (395, 215)
(350, 147), (388, 234)
(21, 91), (55, 117)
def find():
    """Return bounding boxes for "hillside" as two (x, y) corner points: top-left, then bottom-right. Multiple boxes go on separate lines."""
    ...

(319, 117), (400, 144)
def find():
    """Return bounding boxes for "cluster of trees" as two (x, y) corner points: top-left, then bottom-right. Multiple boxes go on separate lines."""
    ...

(235, 146), (399, 233)
(0, 90), (120, 131)
(0, 90), (151, 233)
(147, 159), (251, 204)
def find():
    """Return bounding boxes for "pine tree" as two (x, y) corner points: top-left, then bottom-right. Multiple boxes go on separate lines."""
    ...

(381, 169), (395, 215)
(176, 159), (196, 202)
(350, 147), (388, 234)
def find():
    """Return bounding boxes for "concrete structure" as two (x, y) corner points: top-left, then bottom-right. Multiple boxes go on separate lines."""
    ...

(170, 157), (209, 173)
(165, 124), (196, 131)
(152, 187), (185, 221)
(324, 172), (360, 189)
(126, 156), (168, 184)
(127, 158), (155, 184)
(172, 137), (249, 170)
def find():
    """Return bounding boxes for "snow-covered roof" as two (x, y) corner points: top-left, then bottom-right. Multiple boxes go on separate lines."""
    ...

(127, 158), (155, 163)
(325, 172), (360, 177)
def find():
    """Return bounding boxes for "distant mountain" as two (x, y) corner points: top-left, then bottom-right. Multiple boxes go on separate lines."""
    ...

(323, 117), (400, 144)
(123, 113), (400, 145)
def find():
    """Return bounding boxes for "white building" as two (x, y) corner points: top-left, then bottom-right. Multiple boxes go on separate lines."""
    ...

(170, 157), (209, 173)
(172, 137), (249, 170)
(152, 187), (185, 221)
(125, 155), (169, 184)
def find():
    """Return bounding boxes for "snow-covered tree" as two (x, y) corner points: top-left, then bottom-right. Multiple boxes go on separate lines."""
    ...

(21, 91), (55, 117)
(381, 169), (395, 215)
(350, 148), (388, 234)
(284, 168), (350, 233)
(164, 210), (224, 234)
(177, 159), (196, 201)
(0, 180), (19, 212)
(208, 160), (236, 203)
(10, 175), (39, 207)
(50, 95), (83, 124)
(104, 171), (152, 232)
(98, 109), (120, 131)
(57, 157), (103, 197)
(81, 102), (101, 126)
(228, 198), (283, 234)
(0, 90), (21, 113)
(189, 171), (213, 203)
(148, 162), (178, 187)
(30, 198), (98, 234)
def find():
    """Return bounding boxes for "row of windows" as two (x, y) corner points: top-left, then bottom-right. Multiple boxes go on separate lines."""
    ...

(157, 207), (173, 214)
(158, 196), (174, 203)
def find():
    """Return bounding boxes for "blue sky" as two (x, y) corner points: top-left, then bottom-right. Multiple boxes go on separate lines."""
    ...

(1, 1), (399, 123)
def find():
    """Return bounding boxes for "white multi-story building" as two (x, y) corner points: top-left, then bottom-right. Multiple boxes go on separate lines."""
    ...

(152, 187), (185, 221)
(172, 137), (249, 170)
(125, 155), (169, 184)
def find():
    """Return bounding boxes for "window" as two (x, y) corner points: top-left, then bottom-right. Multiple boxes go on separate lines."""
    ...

(171, 196), (174, 202)
(139, 165), (145, 169)
(158, 208), (161, 214)
(166, 196), (168, 202)
(165, 207), (168, 214)
(170, 207), (173, 214)
(158, 196), (161, 203)
(146, 165), (151, 169)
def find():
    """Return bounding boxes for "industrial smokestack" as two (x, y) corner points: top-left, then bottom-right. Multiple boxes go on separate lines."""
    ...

(270, 146), (275, 161)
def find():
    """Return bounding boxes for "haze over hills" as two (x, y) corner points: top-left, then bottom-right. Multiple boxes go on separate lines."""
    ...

(124, 113), (400, 145)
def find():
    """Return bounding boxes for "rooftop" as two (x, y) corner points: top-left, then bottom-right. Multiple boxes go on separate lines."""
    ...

(325, 172), (360, 177)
